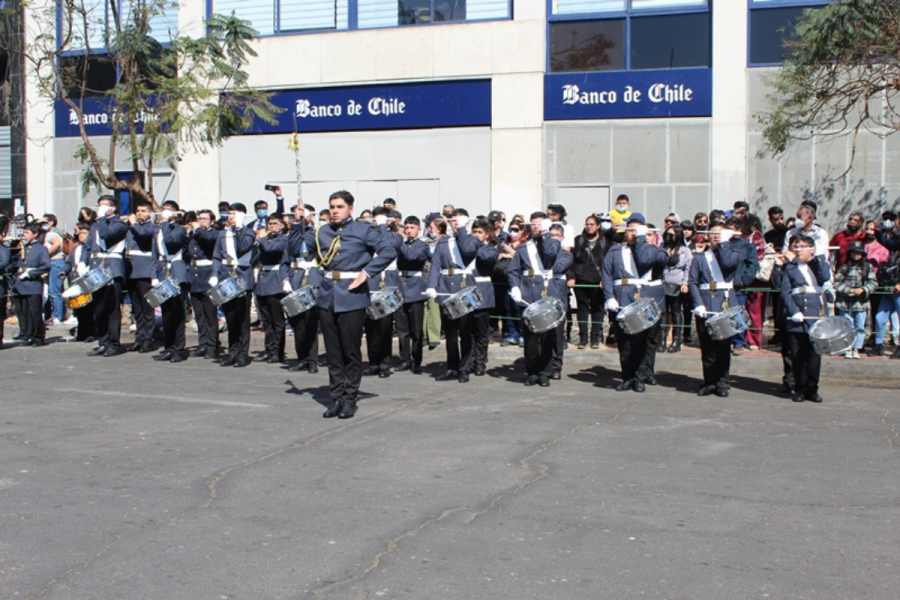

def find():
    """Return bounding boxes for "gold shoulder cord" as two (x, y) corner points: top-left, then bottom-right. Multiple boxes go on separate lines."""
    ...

(315, 226), (341, 269)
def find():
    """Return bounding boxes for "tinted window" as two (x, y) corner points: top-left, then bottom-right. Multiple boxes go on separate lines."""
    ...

(749, 7), (810, 65)
(61, 55), (118, 99)
(630, 12), (711, 70)
(550, 19), (626, 73)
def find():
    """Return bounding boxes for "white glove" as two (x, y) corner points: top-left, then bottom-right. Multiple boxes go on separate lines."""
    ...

(692, 305), (707, 318)
(151, 278), (159, 287)
(455, 215), (469, 229)
(161, 209), (174, 221)
(233, 212), (246, 228)
(96, 205), (113, 218)
(634, 225), (649, 237)
(425, 288), (438, 299)
(374, 215), (388, 226)
(282, 280), (293, 294)
(76, 263), (88, 276)
(20, 269), (32, 279)
(209, 276), (219, 288)
(791, 312), (805, 323)
(63, 285), (83, 299)
(718, 229), (735, 243)
(509, 286), (523, 305)
(540, 218), (552, 233)
(605, 298), (620, 312)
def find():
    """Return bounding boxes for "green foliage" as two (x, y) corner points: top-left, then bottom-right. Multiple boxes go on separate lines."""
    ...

(757, 0), (900, 159)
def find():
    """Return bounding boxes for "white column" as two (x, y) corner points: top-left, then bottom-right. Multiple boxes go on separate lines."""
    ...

(710, 1), (749, 209)
(23, 0), (55, 215)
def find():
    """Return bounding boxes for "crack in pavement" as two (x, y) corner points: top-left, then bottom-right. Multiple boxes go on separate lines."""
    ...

(881, 410), (898, 447)
(24, 391), (450, 599)
(305, 423), (586, 599)
(0, 433), (52, 461)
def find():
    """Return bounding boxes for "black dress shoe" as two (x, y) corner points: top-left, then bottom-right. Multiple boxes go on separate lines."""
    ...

(84, 336), (97, 344)
(806, 393), (823, 403)
(411, 365), (422, 375)
(219, 355), (236, 367)
(395, 362), (411, 372)
(576, 340), (587, 349)
(473, 367), (486, 376)
(154, 351), (174, 361)
(338, 401), (358, 419)
(550, 371), (561, 380)
(126, 342), (142, 352)
(428, 342), (439, 351)
(288, 362), (305, 372)
(362, 365), (380, 376)
(379, 370), (391, 378)
(267, 356), (285, 364)
(667, 343), (682, 353)
(308, 362), (318, 374)
(633, 380), (646, 393)
(781, 383), (795, 395)
(169, 352), (187, 363)
(103, 345), (126, 357)
(138, 344), (156, 353)
(657, 341), (668, 353)
(87, 345), (108, 357)
(255, 352), (271, 363)
(233, 358), (251, 368)
(538, 376), (550, 387)
(189, 347), (206, 358)
(204, 349), (219, 359)
(435, 370), (459, 381)
(28, 339), (46, 347)
(13, 333), (26, 341)
(524, 375), (539, 386)
(615, 380), (634, 392)
(792, 394), (805, 403)
(645, 376), (658, 386)
(323, 400), (342, 418)
(715, 387), (729, 398)
(697, 386), (714, 397)
(458, 373), (469, 383)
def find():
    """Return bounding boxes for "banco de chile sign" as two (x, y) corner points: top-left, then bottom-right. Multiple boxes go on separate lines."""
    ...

(55, 79), (492, 137)
(544, 68), (711, 120)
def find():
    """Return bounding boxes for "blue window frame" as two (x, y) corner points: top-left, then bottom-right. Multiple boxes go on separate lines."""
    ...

(747, 1), (832, 66)
(548, 1), (710, 73)
(210, 0), (510, 35)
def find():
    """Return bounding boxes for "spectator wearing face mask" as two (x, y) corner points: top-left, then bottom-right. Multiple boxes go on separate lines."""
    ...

(568, 214), (608, 349)
(40, 214), (66, 325)
(610, 195), (632, 229)
(251, 200), (269, 230)
(829, 212), (866, 268)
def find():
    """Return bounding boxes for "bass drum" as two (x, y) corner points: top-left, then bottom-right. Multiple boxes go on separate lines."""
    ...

(616, 297), (661, 335)
(522, 297), (565, 333)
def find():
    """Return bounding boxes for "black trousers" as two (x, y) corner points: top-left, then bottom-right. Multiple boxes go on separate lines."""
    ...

(258, 293), (287, 359)
(788, 332), (821, 397)
(615, 319), (659, 383)
(0, 286), (7, 342)
(74, 301), (96, 340)
(222, 293), (251, 361)
(94, 278), (123, 349)
(442, 310), (474, 373)
(472, 308), (491, 371)
(191, 291), (219, 352)
(161, 286), (187, 353)
(365, 313), (394, 371)
(128, 278), (155, 347)
(396, 300), (425, 366)
(19, 293), (44, 341)
(681, 292), (694, 341)
(697, 317), (731, 389)
(523, 327), (555, 377)
(319, 306), (366, 404)
(12, 294), (24, 336)
(574, 282), (603, 343)
(552, 319), (566, 373)
(663, 293), (685, 344)
(288, 306), (319, 364)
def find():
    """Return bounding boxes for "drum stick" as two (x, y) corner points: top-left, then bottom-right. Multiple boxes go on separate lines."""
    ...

(421, 292), (454, 296)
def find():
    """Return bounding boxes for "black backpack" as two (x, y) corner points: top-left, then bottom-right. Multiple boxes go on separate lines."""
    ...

(877, 252), (900, 288)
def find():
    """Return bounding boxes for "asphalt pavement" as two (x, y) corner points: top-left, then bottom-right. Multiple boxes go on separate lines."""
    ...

(2, 323), (899, 599)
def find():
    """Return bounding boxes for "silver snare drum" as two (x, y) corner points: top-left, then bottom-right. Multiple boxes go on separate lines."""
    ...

(809, 316), (856, 356)
(207, 276), (247, 307)
(705, 305), (751, 341)
(145, 277), (180, 309)
(522, 297), (565, 333)
(281, 285), (319, 317)
(617, 297), (661, 335)
(367, 286), (403, 320)
(74, 266), (113, 294)
(441, 287), (484, 320)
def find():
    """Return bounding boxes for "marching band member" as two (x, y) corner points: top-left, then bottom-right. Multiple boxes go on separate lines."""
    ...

(300, 190), (396, 419)
(601, 213), (670, 392)
(780, 234), (831, 403)
(12, 222), (50, 346)
(125, 200), (160, 353)
(394, 216), (430, 374)
(468, 218), (500, 376)
(548, 224), (574, 379)
(688, 223), (741, 397)
(363, 207), (402, 378)
(507, 213), (570, 387)
(59, 223), (95, 342)
(425, 209), (479, 383)
(253, 214), (289, 364)
(82, 195), (128, 357)
(284, 202), (320, 373)
(0, 215), (10, 348)
(187, 210), (221, 359)
(211, 202), (258, 367)
(154, 201), (189, 363)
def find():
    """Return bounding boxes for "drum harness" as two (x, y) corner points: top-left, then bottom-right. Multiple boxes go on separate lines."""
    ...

(440, 236), (476, 289)
(525, 240), (564, 298)
(223, 227), (252, 279)
(156, 225), (183, 280)
(791, 262), (827, 321)
(613, 246), (661, 301)
(699, 249), (731, 310)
